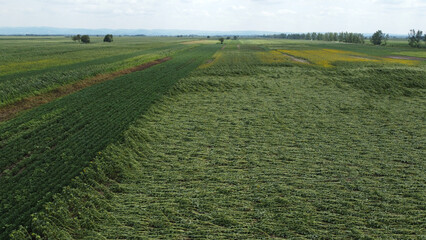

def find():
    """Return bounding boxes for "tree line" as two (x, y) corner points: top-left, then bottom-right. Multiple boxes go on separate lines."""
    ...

(268, 32), (365, 43)
(266, 29), (425, 47)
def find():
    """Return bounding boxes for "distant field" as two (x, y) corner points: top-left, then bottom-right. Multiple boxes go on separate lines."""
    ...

(392, 51), (426, 58)
(0, 36), (189, 107)
(1, 37), (425, 239)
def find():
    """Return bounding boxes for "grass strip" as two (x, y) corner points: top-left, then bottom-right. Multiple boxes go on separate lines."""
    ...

(0, 57), (171, 122)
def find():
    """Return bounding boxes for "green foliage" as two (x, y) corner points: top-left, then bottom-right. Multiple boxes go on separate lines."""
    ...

(96, 50), (423, 238)
(103, 34), (113, 43)
(370, 30), (388, 46)
(71, 34), (81, 42)
(10, 153), (126, 240)
(219, 37), (224, 44)
(338, 32), (365, 44)
(0, 37), (189, 107)
(201, 42), (260, 76)
(1, 38), (425, 239)
(80, 35), (90, 44)
(269, 32), (364, 44)
(408, 29), (423, 48)
(0, 44), (219, 239)
(330, 66), (425, 96)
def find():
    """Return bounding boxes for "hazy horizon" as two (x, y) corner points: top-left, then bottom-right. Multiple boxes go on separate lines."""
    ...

(0, 0), (425, 35)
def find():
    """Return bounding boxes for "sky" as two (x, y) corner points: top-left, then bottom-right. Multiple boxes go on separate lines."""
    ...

(0, 0), (425, 34)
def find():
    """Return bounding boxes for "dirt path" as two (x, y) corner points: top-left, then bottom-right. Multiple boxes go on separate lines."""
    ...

(386, 56), (425, 61)
(0, 57), (171, 122)
(281, 52), (309, 63)
(350, 55), (375, 60)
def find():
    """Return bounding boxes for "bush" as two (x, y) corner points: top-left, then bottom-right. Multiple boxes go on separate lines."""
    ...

(71, 34), (81, 43)
(103, 34), (113, 43)
(370, 30), (388, 46)
(408, 29), (423, 48)
(81, 35), (90, 44)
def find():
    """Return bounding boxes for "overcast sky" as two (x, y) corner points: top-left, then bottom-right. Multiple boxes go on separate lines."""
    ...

(0, 0), (425, 34)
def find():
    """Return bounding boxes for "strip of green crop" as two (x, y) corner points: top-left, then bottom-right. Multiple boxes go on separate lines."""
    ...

(11, 40), (425, 239)
(0, 44), (219, 238)
(0, 40), (188, 107)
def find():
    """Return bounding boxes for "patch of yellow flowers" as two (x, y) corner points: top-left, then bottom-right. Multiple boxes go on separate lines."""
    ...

(280, 49), (375, 67)
(257, 50), (292, 64)
(258, 49), (419, 67)
(0, 58), (72, 76)
(198, 51), (223, 69)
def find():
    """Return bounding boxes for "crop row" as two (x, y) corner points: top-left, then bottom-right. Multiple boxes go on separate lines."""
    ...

(0, 43), (188, 107)
(0, 44), (219, 238)
(199, 42), (262, 76)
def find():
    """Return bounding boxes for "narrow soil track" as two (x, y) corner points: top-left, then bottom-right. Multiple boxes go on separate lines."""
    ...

(350, 55), (375, 60)
(386, 56), (425, 61)
(281, 52), (310, 63)
(0, 57), (171, 122)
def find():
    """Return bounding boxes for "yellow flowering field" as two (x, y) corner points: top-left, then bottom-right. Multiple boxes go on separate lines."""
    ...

(270, 49), (420, 67)
(257, 50), (293, 64)
(279, 49), (376, 67)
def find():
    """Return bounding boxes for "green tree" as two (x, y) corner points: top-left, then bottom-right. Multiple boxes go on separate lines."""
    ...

(383, 34), (389, 46)
(233, 36), (238, 40)
(357, 34), (365, 44)
(103, 34), (113, 42)
(338, 32), (344, 42)
(72, 34), (81, 42)
(305, 32), (311, 40)
(80, 35), (90, 44)
(219, 37), (225, 44)
(371, 30), (385, 45)
(333, 32), (338, 41)
(408, 29), (423, 48)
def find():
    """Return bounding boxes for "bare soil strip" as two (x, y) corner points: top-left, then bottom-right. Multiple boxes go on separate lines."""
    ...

(0, 57), (171, 122)
(281, 53), (310, 63)
(386, 56), (425, 61)
(350, 55), (375, 60)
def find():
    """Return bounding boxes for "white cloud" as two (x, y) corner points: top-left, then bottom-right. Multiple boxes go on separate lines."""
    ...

(278, 9), (296, 15)
(0, 0), (424, 33)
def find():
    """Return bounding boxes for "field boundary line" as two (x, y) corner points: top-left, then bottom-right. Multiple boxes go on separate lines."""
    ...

(0, 57), (171, 122)
(280, 52), (310, 64)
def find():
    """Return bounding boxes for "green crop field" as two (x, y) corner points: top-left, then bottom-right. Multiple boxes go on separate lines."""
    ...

(1, 37), (425, 239)
(0, 36), (190, 107)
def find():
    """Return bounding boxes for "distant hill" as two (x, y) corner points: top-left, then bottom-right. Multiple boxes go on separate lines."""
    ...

(0, 27), (279, 36)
